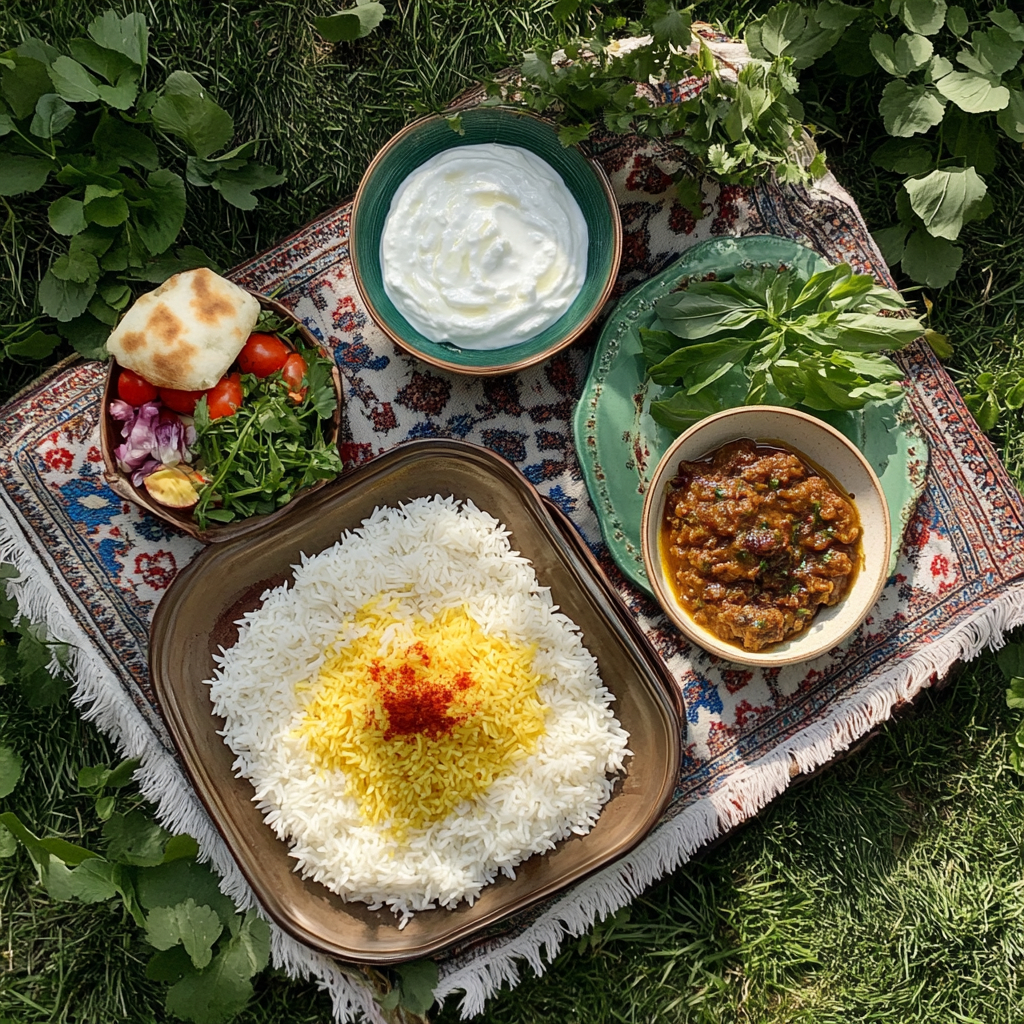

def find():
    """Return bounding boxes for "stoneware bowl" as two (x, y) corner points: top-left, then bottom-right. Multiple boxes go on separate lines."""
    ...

(349, 106), (622, 376)
(100, 292), (343, 544)
(641, 406), (891, 667)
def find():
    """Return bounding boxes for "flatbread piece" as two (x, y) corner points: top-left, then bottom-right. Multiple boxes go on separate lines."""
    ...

(108, 269), (260, 391)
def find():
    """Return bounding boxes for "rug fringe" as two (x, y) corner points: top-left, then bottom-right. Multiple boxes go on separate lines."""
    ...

(0, 511), (383, 1024)
(435, 583), (1024, 1016)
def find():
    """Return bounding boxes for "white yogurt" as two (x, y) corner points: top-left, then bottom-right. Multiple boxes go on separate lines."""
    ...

(379, 143), (589, 351)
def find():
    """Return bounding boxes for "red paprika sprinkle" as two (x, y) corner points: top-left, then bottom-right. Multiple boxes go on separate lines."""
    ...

(370, 646), (472, 742)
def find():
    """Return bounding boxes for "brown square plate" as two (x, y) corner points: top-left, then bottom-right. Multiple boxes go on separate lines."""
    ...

(149, 439), (682, 964)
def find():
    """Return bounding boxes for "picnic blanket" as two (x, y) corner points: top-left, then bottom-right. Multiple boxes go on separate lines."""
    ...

(4, 45), (1024, 1021)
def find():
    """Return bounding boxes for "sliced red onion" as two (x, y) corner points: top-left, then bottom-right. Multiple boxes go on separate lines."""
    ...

(110, 399), (194, 483)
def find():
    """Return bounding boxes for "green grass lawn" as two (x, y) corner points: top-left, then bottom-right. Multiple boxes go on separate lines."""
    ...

(2, 2), (1024, 1022)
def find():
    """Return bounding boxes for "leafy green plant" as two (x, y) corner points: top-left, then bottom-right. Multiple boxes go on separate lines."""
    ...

(959, 361), (1024, 432)
(997, 641), (1024, 773)
(0, 753), (271, 1024)
(502, 1), (823, 216)
(0, 9), (284, 359)
(746, 1), (1024, 288)
(642, 261), (923, 429)
(315, 0), (387, 43)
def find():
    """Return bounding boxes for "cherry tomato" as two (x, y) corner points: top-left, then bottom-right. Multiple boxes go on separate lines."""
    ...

(117, 368), (159, 406)
(159, 387), (206, 415)
(206, 373), (243, 420)
(238, 332), (289, 378)
(281, 353), (307, 395)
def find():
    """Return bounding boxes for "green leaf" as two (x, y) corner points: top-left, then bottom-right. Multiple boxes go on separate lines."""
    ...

(815, 1), (861, 31)
(0, 747), (23, 799)
(1006, 676), (1024, 710)
(56, 311), (109, 357)
(750, 3), (841, 68)
(923, 328), (952, 358)
(30, 92), (75, 138)
(7, 330), (61, 359)
(93, 113), (159, 169)
(395, 959), (439, 1016)
(961, 27), (1024, 76)
(106, 757), (141, 788)
(151, 71), (234, 159)
(146, 899), (224, 969)
(0, 153), (52, 196)
(873, 223), (910, 266)
(899, 0), (947, 36)
(39, 270), (96, 321)
(557, 122), (593, 147)
(552, 0), (581, 19)
(900, 227), (962, 287)
(52, 248), (99, 284)
(943, 107), (997, 174)
(0, 823), (17, 858)
(68, 38), (135, 84)
(871, 137), (933, 175)
(87, 10), (148, 68)
(88, 294), (119, 326)
(904, 166), (987, 240)
(103, 810), (170, 866)
(945, 5), (968, 36)
(0, 812), (50, 881)
(649, 387), (730, 430)
(879, 80), (946, 136)
(67, 857), (119, 902)
(96, 68), (140, 111)
(870, 32), (899, 75)
(314, 4), (386, 43)
(48, 196), (88, 235)
(164, 910), (269, 1024)
(964, 390), (1000, 431)
(996, 87), (1024, 142)
(997, 643), (1024, 680)
(85, 193), (130, 227)
(95, 795), (116, 820)
(134, 168), (186, 254)
(990, 9), (1024, 43)
(934, 70), (1010, 113)
(210, 162), (285, 211)
(78, 764), (112, 789)
(128, 245), (216, 284)
(16, 38), (59, 67)
(654, 282), (764, 339)
(47, 55), (101, 103)
(40, 836), (100, 866)
(649, 2), (692, 47)
(147, 945), (195, 984)
(2, 56), (54, 119)
(162, 833), (200, 863)
(894, 33), (934, 74)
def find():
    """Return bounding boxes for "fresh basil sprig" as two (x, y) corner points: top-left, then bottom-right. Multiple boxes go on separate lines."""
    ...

(192, 349), (342, 528)
(642, 262), (924, 430)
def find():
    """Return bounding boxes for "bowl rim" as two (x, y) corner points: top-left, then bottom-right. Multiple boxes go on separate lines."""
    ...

(640, 405), (892, 667)
(100, 290), (344, 545)
(349, 106), (623, 377)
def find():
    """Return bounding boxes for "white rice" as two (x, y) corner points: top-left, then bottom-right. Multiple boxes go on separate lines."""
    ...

(207, 495), (630, 923)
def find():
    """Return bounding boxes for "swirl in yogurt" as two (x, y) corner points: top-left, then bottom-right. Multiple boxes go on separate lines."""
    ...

(380, 143), (589, 351)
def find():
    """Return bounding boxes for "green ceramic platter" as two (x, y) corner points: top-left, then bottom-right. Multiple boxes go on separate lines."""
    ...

(573, 235), (930, 597)
(350, 107), (621, 375)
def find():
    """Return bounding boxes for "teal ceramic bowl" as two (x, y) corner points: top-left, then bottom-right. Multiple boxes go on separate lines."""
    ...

(350, 107), (622, 375)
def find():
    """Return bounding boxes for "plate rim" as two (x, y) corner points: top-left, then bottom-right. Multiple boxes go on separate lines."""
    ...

(149, 438), (681, 963)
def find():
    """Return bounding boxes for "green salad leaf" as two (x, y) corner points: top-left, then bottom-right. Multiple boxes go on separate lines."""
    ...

(642, 262), (923, 430)
(192, 347), (342, 528)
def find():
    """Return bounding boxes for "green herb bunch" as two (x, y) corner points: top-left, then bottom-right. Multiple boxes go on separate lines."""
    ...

(500, 1), (823, 216)
(641, 262), (924, 430)
(192, 343), (342, 529)
(745, 1), (1024, 288)
(0, 9), (284, 359)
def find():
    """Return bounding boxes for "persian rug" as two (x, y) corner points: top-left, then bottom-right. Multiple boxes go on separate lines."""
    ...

(3, 40), (1024, 1021)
